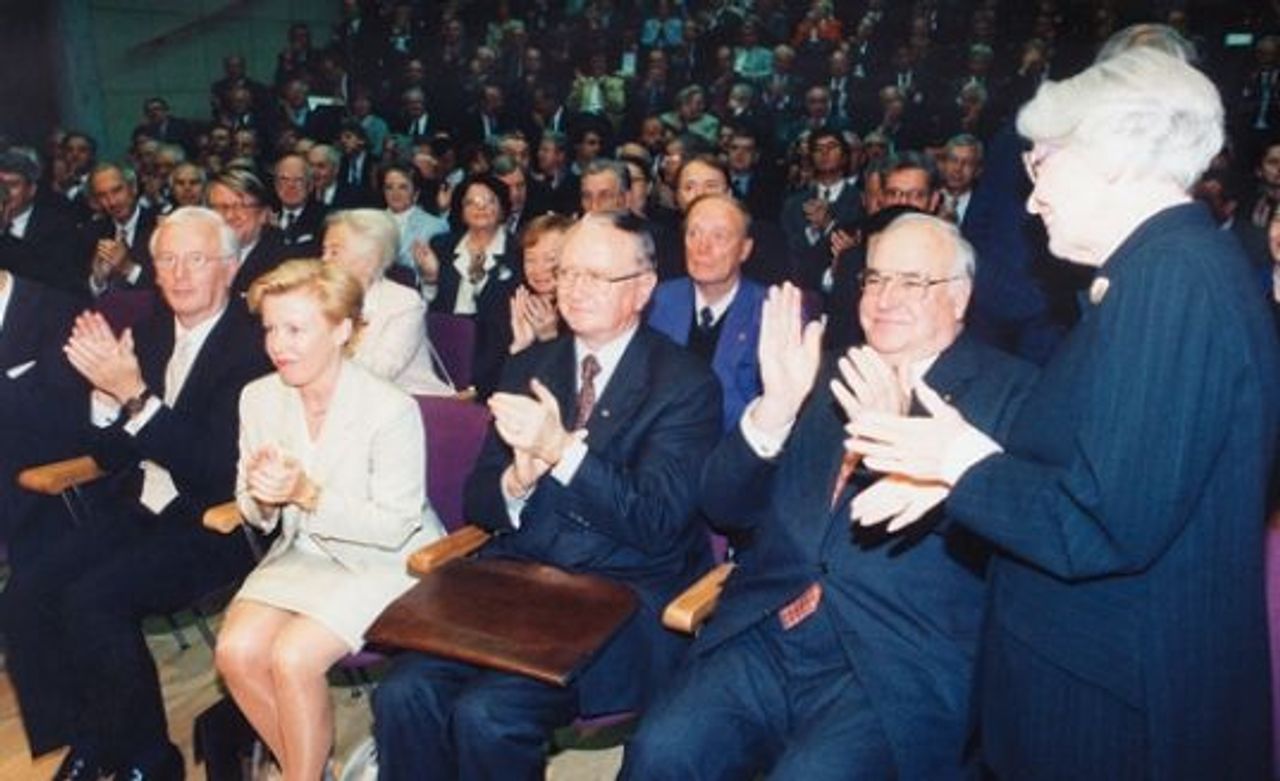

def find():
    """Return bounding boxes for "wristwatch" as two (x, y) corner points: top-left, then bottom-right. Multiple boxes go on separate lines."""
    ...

(122, 388), (152, 419)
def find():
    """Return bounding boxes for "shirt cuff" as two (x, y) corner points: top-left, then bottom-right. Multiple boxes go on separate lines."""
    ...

(551, 438), (589, 485)
(804, 226), (824, 246)
(124, 261), (143, 285)
(90, 390), (121, 428)
(123, 396), (163, 436)
(941, 425), (1001, 485)
(88, 275), (108, 297)
(739, 398), (794, 459)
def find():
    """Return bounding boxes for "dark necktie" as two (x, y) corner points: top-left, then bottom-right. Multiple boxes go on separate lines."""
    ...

(573, 354), (601, 430)
(698, 306), (715, 333)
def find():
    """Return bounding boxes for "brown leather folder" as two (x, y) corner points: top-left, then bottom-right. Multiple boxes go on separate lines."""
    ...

(367, 557), (638, 687)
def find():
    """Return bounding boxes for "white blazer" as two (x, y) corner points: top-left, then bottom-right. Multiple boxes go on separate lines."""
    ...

(236, 360), (445, 571)
(356, 277), (453, 395)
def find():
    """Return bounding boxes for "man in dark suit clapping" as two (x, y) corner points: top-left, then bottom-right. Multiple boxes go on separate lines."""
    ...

(622, 214), (1036, 780)
(373, 211), (723, 780)
(2, 207), (270, 780)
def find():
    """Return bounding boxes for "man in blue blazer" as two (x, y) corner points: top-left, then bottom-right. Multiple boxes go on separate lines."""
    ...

(373, 211), (722, 780)
(648, 193), (765, 432)
(622, 214), (1037, 779)
(2, 207), (270, 779)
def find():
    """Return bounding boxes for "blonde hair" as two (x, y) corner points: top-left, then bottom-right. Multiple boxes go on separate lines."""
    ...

(247, 259), (365, 352)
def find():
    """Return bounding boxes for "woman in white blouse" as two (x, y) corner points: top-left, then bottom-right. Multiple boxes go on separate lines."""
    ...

(321, 209), (453, 395)
(215, 260), (445, 780)
(413, 173), (522, 396)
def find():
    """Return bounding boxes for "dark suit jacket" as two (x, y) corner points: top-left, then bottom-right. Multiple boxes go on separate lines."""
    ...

(89, 304), (272, 527)
(0, 200), (90, 298)
(0, 277), (90, 543)
(464, 327), (722, 715)
(427, 231), (522, 398)
(698, 335), (1036, 778)
(780, 182), (862, 266)
(232, 227), (295, 299)
(647, 277), (765, 432)
(82, 206), (160, 292)
(277, 201), (327, 253)
(948, 204), (1278, 779)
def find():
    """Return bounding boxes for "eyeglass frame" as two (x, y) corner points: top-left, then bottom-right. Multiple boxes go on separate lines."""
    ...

(153, 251), (235, 270)
(555, 266), (652, 292)
(857, 269), (964, 299)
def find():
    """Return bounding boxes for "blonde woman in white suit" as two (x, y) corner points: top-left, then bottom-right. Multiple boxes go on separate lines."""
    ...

(322, 208), (453, 395)
(215, 260), (445, 781)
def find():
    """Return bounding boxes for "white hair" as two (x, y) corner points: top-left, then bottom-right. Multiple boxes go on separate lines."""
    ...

(876, 212), (976, 281)
(151, 206), (239, 260)
(1016, 47), (1223, 191)
(325, 208), (399, 273)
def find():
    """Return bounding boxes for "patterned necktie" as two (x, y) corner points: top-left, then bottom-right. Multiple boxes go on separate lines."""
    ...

(467, 250), (487, 285)
(573, 355), (601, 430)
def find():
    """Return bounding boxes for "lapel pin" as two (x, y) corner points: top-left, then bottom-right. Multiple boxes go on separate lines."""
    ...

(1088, 277), (1110, 305)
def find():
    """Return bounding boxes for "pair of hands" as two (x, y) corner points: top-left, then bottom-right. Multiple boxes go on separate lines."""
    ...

(753, 284), (975, 532)
(92, 239), (137, 288)
(244, 445), (317, 511)
(509, 286), (559, 355)
(489, 378), (583, 499)
(64, 311), (146, 404)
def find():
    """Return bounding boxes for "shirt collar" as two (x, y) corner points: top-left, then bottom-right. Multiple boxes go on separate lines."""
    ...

(0, 271), (12, 330)
(173, 304), (227, 356)
(573, 323), (639, 397)
(694, 279), (740, 326)
(9, 205), (33, 239)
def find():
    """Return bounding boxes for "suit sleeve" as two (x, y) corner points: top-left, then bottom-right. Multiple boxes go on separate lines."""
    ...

(947, 254), (1240, 579)
(698, 425), (780, 532)
(361, 292), (429, 381)
(235, 383), (280, 533)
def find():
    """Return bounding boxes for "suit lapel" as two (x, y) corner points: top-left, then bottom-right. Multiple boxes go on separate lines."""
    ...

(582, 331), (651, 450)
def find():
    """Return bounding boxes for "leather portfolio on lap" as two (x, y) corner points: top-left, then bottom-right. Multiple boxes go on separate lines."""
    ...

(366, 557), (638, 686)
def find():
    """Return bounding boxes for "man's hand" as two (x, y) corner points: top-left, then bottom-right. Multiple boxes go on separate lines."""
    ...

(63, 311), (145, 403)
(849, 474), (949, 532)
(751, 283), (824, 432)
(489, 378), (577, 464)
(802, 197), (832, 231)
(829, 346), (909, 423)
(502, 448), (552, 498)
(93, 239), (133, 284)
(845, 380), (977, 484)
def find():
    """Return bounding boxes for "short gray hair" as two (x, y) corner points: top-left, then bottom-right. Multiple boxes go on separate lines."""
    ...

(1016, 47), (1222, 191)
(573, 211), (655, 271)
(877, 212), (975, 282)
(325, 208), (399, 273)
(151, 206), (239, 260)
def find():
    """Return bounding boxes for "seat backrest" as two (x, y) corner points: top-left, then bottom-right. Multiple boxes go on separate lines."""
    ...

(416, 395), (492, 531)
(427, 313), (476, 390)
(97, 289), (158, 332)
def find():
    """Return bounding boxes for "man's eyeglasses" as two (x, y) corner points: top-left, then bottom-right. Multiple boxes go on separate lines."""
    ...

(153, 252), (232, 270)
(858, 269), (962, 299)
(209, 201), (262, 216)
(555, 266), (649, 293)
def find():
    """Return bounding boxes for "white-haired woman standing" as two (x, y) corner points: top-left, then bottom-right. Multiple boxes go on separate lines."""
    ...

(841, 46), (1278, 778)
(321, 209), (452, 395)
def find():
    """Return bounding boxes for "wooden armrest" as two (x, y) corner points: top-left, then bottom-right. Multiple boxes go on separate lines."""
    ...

(202, 501), (243, 534)
(18, 456), (106, 495)
(407, 524), (492, 575)
(453, 386), (477, 402)
(662, 562), (736, 634)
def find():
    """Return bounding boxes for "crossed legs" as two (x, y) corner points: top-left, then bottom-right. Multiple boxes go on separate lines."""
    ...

(215, 600), (350, 781)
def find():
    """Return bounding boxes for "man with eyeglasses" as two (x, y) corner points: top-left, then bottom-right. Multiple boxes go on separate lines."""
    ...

(207, 168), (299, 296)
(622, 213), (1036, 780)
(373, 211), (722, 780)
(4, 206), (270, 780)
(781, 129), (863, 289)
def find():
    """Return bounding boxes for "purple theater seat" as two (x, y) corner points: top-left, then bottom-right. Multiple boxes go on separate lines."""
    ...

(416, 395), (492, 531)
(427, 313), (476, 391)
(97, 289), (157, 332)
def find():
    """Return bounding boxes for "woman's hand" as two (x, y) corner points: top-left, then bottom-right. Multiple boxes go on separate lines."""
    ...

(412, 240), (439, 285)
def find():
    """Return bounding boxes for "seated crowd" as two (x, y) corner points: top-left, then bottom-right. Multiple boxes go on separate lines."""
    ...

(0, 1), (1278, 779)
